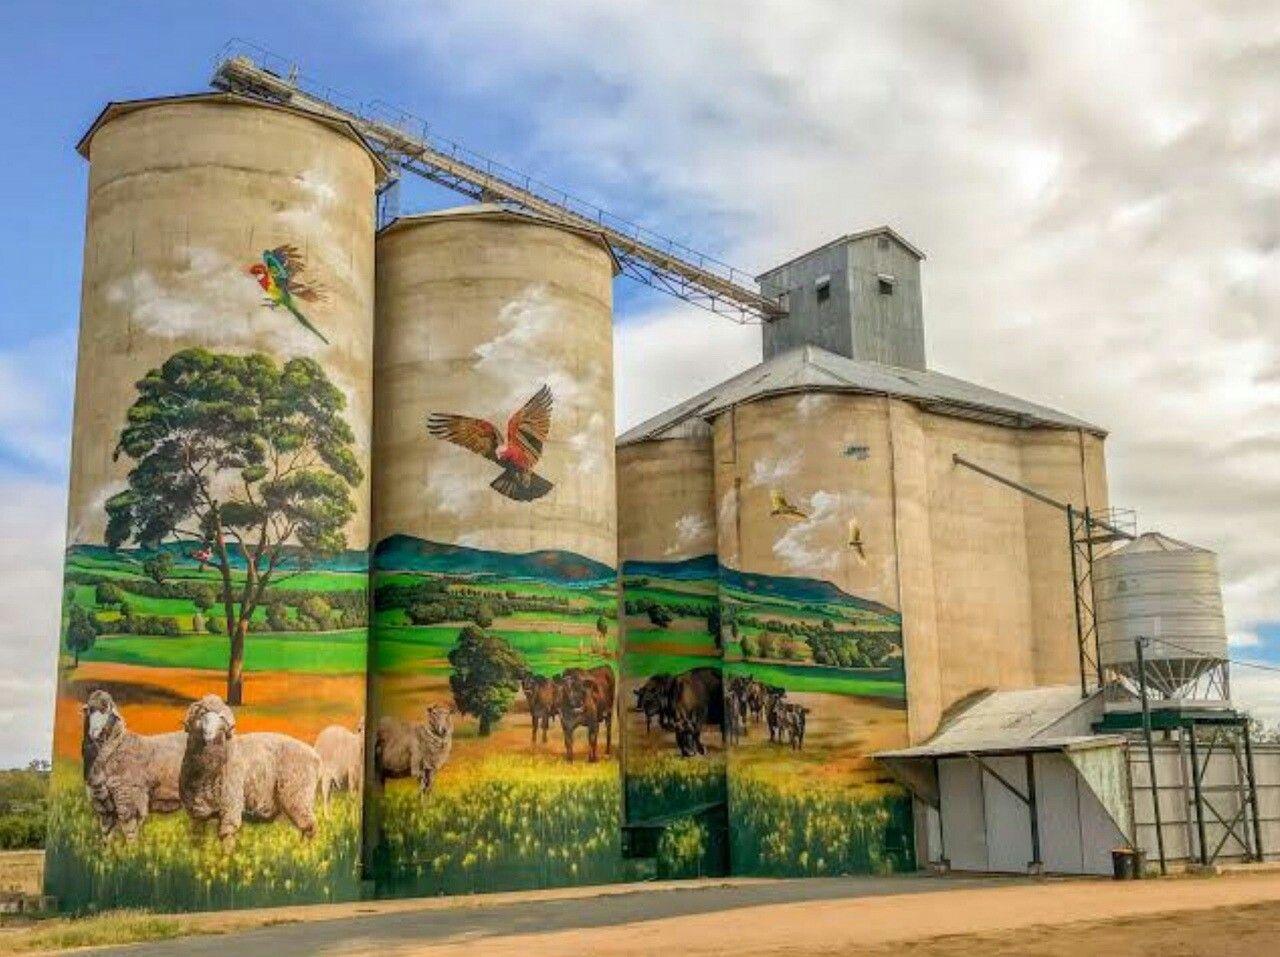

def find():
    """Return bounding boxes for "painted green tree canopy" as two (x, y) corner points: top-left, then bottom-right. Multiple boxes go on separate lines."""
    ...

(104, 348), (363, 704)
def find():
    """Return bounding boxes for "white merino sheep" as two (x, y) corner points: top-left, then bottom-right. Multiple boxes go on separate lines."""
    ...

(374, 704), (454, 794)
(179, 694), (321, 848)
(81, 689), (186, 841)
(314, 721), (363, 804)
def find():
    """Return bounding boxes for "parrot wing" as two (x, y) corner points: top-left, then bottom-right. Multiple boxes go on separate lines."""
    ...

(266, 245), (326, 303)
(505, 385), (553, 466)
(426, 414), (502, 464)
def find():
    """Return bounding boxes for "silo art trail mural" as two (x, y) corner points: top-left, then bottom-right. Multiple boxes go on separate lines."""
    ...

(47, 96), (381, 911)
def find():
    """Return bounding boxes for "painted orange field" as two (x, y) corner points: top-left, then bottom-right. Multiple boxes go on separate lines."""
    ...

(54, 662), (365, 761)
(375, 672), (620, 769)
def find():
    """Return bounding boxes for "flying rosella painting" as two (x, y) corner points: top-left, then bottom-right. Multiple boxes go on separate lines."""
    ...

(427, 385), (555, 502)
(248, 244), (329, 344)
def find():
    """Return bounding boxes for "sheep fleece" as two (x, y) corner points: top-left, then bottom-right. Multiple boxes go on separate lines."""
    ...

(184, 732), (321, 837)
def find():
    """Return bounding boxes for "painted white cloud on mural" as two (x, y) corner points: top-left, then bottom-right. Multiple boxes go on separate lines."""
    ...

(427, 283), (612, 526)
(665, 512), (712, 557)
(748, 449), (801, 489)
(771, 489), (867, 575)
(795, 393), (833, 420)
(275, 166), (358, 293)
(102, 245), (372, 485)
(104, 247), (329, 357)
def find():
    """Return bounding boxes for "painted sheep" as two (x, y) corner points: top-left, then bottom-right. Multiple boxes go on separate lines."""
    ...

(178, 693), (321, 848)
(374, 704), (453, 794)
(314, 720), (363, 805)
(81, 689), (186, 841)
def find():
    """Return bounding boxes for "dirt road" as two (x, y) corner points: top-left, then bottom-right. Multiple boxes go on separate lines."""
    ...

(69, 871), (1280, 957)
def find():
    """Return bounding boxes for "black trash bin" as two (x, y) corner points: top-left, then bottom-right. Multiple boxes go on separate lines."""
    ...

(1111, 847), (1145, 880)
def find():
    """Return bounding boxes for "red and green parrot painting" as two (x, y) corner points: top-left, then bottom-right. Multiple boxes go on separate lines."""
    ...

(248, 245), (329, 344)
(427, 385), (555, 502)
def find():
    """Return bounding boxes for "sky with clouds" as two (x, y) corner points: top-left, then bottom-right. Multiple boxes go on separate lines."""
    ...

(0, 0), (1276, 764)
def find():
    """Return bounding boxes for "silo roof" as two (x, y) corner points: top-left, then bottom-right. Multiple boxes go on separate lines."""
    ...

(379, 203), (621, 275)
(76, 92), (391, 184)
(617, 344), (1105, 446)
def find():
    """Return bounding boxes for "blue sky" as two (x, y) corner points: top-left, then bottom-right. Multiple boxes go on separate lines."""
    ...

(0, 1), (692, 487)
(0, 1), (1276, 762)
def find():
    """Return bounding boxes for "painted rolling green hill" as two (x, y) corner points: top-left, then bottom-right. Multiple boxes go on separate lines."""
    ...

(374, 534), (615, 585)
(721, 566), (898, 618)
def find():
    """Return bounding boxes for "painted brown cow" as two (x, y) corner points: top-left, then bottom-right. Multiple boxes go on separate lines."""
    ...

(559, 665), (615, 763)
(520, 673), (560, 746)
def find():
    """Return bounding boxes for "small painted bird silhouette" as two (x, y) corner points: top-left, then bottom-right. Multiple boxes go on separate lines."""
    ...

(847, 518), (866, 561)
(427, 386), (555, 502)
(769, 489), (808, 520)
(248, 245), (329, 344)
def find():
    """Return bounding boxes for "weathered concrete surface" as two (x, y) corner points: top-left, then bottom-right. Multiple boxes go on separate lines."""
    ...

(616, 431), (716, 564)
(68, 95), (381, 547)
(695, 390), (1110, 744)
(372, 208), (617, 566)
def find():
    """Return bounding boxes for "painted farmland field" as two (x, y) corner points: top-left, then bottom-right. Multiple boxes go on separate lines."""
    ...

(364, 535), (623, 896)
(720, 566), (915, 878)
(49, 544), (368, 912)
(621, 556), (726, 878)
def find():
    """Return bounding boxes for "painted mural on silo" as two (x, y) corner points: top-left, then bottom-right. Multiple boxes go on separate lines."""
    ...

(366, 208), (622, 896)
(715, 394), (914, 876)
(46, 95), (382, 912)
(617, 433), (727, 878)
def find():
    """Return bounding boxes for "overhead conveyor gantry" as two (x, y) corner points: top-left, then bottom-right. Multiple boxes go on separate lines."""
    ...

(211, 41), (786, 326)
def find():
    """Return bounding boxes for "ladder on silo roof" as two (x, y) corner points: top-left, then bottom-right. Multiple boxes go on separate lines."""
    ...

(210, 41), (786, 326)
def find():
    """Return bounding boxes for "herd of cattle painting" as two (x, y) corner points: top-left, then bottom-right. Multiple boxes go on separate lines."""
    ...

(621, 556), (914, 879)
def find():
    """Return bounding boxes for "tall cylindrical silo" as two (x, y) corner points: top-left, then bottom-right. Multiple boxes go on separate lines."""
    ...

(713, 391), (914, 877)
(48, 93), (384, 912)
(617, 427), (726, 877)
(366, 205), (621, 896)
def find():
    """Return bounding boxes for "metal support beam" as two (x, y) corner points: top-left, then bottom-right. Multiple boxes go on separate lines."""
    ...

(1136, 637), (1168, 874)
(1188, 725), (1210, 866)
(1025, 753), (1043, 871)
(1243, 720), (1266, 861)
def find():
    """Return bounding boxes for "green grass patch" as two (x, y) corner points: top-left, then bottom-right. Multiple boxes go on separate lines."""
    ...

(80, 631), (367, 674)
(0, 909), (204, 953)
(623, 652), (718, 678)
(734, 661), (905, 699)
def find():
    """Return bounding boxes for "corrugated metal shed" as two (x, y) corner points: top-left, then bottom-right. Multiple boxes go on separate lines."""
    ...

(876, 686), (1117, 759)
(618, 345), (1104, 446)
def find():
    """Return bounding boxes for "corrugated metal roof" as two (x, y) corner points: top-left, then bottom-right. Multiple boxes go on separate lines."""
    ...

(757, 226), (927, 279)
(617, 345), (1105, 446)
(875, 686), (1122, 759)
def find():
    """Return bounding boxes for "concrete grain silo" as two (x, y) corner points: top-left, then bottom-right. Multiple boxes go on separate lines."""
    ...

(616, 423), (725, 876)
(620, 227), (1112, 877)
(366, 205), (622, 896)
(49, 93), (385, 911)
